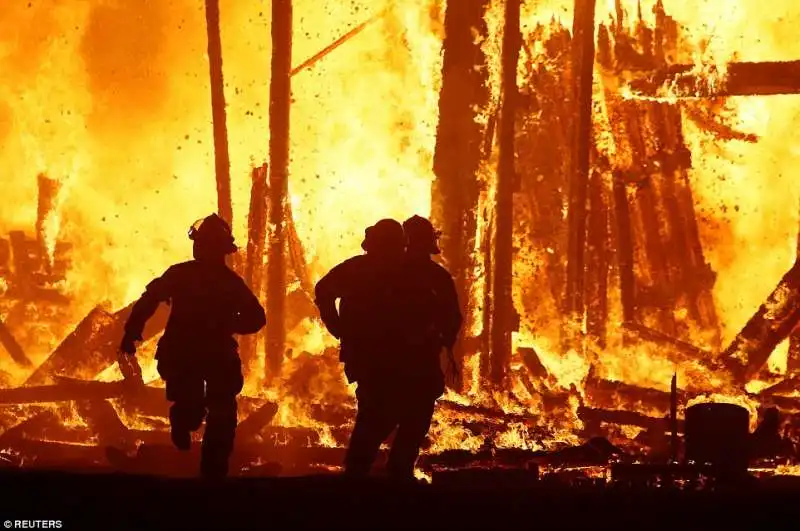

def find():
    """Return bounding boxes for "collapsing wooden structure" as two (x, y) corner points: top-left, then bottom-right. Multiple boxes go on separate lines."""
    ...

(432, 0), (800, 446)
(433, 0), (723, 385)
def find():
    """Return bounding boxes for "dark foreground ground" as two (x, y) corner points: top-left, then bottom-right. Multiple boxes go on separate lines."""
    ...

(2, 469), (800, 530)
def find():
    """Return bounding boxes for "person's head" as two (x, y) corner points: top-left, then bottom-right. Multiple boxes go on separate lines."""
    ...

(188, 214), (237, 262)
(402, 215), (441, 256)
(361, 219), (405, 259)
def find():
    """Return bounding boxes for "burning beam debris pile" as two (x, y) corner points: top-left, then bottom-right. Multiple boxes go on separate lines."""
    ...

(2, 0), (800, 478)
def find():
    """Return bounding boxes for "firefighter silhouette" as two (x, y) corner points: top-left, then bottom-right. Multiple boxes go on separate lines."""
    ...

(315, 217), (462, 480)
(119, 214), (266, 479)
(400, 215), (462, 395)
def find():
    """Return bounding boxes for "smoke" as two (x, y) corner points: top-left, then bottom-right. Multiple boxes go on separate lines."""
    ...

(79, 0), (171, 131)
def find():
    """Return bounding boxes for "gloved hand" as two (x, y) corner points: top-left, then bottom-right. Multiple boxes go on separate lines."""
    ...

(120, 334), (138, 355)
(118, 351), (144, 386)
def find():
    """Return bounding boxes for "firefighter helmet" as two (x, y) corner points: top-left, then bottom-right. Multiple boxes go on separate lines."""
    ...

(403, 215), (441, 254)
(361, 219), (405, 253)
(188, 214), (237, 255)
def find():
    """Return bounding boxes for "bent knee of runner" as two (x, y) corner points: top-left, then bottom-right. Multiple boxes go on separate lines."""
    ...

(170, 402), (206, 431)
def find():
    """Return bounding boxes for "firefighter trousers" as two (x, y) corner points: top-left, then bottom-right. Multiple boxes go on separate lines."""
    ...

(158, 355), (244, 479)
(344, 384), (437, 480)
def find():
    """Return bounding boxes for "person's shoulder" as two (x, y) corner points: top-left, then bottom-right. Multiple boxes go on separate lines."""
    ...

(161, 261), (195, 277)
(146, 261), (193, 290)
(428, 260), (455, 283)
(342, 255), (367, 266)
(168, 260), (195, 271)
(223, 266), (249, 285)
(334, 255), (368, 273)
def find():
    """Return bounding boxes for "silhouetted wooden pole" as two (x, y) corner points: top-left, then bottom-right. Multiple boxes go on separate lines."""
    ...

(612, 172), (636, 325)
(266, 0), (292, 377)
(585, 167), (608, 347)
(432, 0), (490, 386)
(490, 0), (521, 386)
(241, 163), (269, 372)
(564, 0), (596, 335)
(204, 0), (233, 226)
(788, 207), (800, 374)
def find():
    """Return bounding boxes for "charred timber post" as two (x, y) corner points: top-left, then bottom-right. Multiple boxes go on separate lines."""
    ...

(612, 173), (636, 323)
(35, 174), (61, 271)
(266, 0), (293, 378)
(564, 0), (596, 335)
(241, 163), (269, 371)
(789, 208), (800, 374)
(490, 0), (521, 385)
(0, 318), (31, 368)
(285, 200), (313, 296)
(431, 0), (490, 378)
(670, 372), (678, 462)
(585, 167), (608, 346)
(204, 0), (233, 227)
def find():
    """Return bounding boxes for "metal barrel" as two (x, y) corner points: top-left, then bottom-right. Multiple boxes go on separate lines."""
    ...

(685, 402), (750, 478)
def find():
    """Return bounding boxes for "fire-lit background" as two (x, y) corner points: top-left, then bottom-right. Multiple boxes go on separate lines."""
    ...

(2, 0), (800, 474)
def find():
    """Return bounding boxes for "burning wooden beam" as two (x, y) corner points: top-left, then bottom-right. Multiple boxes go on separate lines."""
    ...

(621, 321), (713, 363)
(584, 367), (687, 413)
(35, 174), (61, 270)
(625, 60), (800, 98)
(489, 0), (522, 385)
(479, 215), (493, 379)
(563, 0), (597, 331)
(518, 347), (548, 380)
(204, 0), (233, 226)
(285, 198), (313, 297)
(611, 172), (637, 325)
(585, 167), (609, 347)
(790, 215), (800, 374)
(577, 405), (681, 433)
(670, 372), (679, 461)
(721, 261), (800, 383)
(76, 399), (132, 449)
(290, 7), (389, 77)
(265, 0), (293, 378)
(236, 401), (279, 443)
(244, 163), (270, 295)
(0, 380), (133, 404)
(436, 399), (539, 425)
(0, 237), (9, 278)
(432, 0), (490, 376)
(757, 375), (800, 398)
(0, 376), (271, 432)
(25, 302), (169, 386)
(0, 439), (109, 469)
(0, 411), (56, 447)
(0, 318), (31, 368)
(241, 163), (269, 369)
